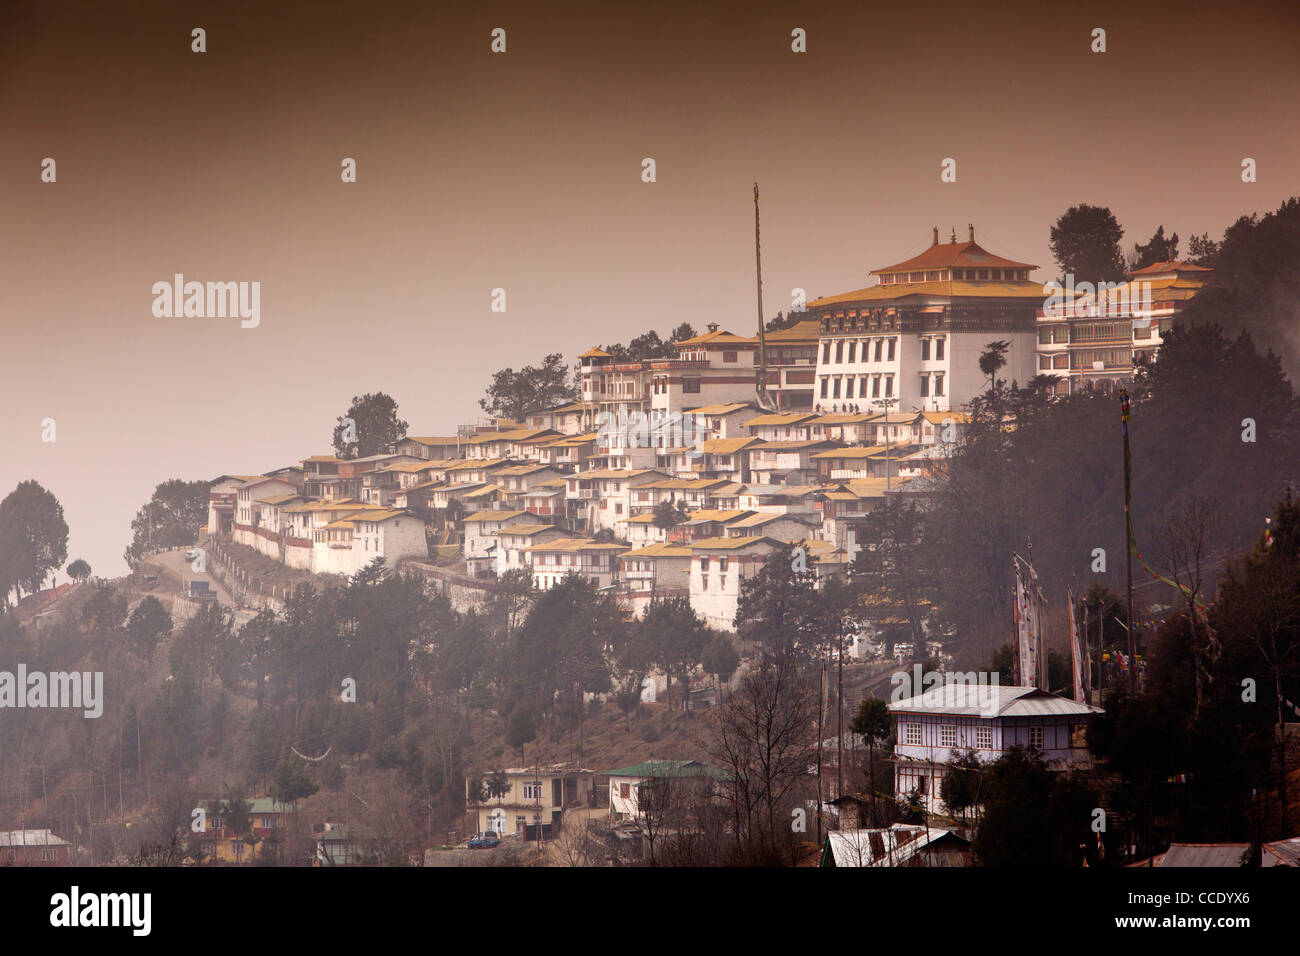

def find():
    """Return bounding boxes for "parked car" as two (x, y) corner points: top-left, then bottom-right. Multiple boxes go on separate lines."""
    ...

(467, 831), (500, 849)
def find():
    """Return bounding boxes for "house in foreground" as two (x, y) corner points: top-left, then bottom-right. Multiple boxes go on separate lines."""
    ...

(605, 759), (728, 822)
(466, 766), (601, 839)
(0, 829), (73, 865)
(820, 824), (970, 867)
(889, 684), (1102, 815)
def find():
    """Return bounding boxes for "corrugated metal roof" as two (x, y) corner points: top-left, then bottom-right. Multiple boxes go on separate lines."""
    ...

(1160, 843), (1252, 867)
(0, 829), (70, 847)
(889, 684), (1102, 717)
(826, 824), (968, 867)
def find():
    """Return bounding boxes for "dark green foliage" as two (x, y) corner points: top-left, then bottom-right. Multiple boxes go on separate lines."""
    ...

(123, 478), (209, 569)
(479, 353), (576, 422)
(127, 595), (172, 659)
(971, 747), (1099, 866)
(1049, 203), (1126, 283)
(332, 392), (408, 459)
(0, 479), (69, 601)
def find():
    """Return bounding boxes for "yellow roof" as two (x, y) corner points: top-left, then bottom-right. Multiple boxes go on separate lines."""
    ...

(685, 509), (751, 524)
(464, 509), (528, 523)
(255, 493), (303, 505)
(810, 279), (1044, 308)
(463, 484), (505, 498)
(685, 403), (755, 416)
(920, 411), (970, 424)
(687, 438), (761, 454)
(580, 346), (611, 358)
(811, 413), (876, 425)
(743, 413), (818, 427)
(523, 537), (629, 553)
(689, 536), (780, 551)
(639, 477), (728, 490)
(621, 543), (693, 558)
(494, 523), (561, 537)
(350, 509), (408, 523)
(812, 446), (888, 459)
(574, 468), (661, 480)
(727, 512), (811, 529)
(674, 329), (758, 347)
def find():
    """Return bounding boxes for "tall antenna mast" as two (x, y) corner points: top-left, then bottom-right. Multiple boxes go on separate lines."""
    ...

(754, 183), (774, 410)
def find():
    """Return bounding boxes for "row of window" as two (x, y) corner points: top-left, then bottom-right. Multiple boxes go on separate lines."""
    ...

(1038, 320), (1173, 345)
(901, 722), (1044, 749)
(822, 337), (905, 365)
(878, 267), (1029, 284)
(820, 374), (893, 400)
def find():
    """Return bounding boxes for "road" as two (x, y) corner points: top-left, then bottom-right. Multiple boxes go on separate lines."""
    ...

(141, 547), (257, 627)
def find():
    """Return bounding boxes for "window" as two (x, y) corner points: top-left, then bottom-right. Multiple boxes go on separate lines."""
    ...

(845, 378), (855, 398)
(1028, 726), (1044, 749)
(904, 722), (922, 745)
(820, 377), (829, 398)
(1038, 327), (1052, 345)
(874, 339), (883, 362)
(701, 575), (709, 591)
(683, 379), (701, 393)
(935, 338), (945, 360)
(919, 375), (929, 397)
(523, 781), (542, 800)
(847, 341), (856, 363)
(619, 782), (631, 799)
(884, 375), (894, 397)
(1134, 325), (1151, 340)
(976, 725), (993, 749)
(934, 374), (944, 396)
(887, 338), (896, 361)
(872, 376), (881, 398)
(723, 350), (738, 363)
(921, 338), (930, 360)
(940, 724), (957, 747)
(832, 378), (841, 399)
(699, 556), (709, 571)
(822, 342), (831, 364)
(835, 341), (844, 363)
(719, 556), (728, 574)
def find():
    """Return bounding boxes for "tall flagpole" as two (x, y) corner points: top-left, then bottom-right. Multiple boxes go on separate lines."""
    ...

(1120, 388), (1137, 696)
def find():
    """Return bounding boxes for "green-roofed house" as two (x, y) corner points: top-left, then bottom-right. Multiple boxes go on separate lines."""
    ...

(605, 759), (728, 822)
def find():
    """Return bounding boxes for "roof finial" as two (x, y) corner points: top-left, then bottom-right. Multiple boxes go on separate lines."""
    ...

(968, 223), (975, 242)
(932, 226), (939, 245)
(950, 226), (957, 243)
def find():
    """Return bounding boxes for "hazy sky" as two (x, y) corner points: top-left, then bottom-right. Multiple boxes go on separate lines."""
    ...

(2, 0), (1298, 578)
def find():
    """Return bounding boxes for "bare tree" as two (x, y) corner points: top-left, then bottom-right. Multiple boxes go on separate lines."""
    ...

(1151, 496), (1221, 712)
(706, 651), (817, 865)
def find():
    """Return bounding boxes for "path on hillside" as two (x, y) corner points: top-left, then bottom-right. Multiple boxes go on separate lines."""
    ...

(141, 547), (256, 626)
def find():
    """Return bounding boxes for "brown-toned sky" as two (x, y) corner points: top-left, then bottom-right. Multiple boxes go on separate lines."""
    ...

(2, 0), (1298, 577)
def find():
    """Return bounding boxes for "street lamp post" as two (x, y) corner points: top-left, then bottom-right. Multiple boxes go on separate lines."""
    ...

(874, 397), (899, 491)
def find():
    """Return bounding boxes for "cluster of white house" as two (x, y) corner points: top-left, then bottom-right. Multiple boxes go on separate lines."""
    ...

(207, 229), (1206, 630)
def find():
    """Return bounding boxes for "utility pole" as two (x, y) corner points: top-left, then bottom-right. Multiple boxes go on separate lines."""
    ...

(754, 183), (768, 406)
(1119, 388), (1137, 696)
(874, 397), (899, 491)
